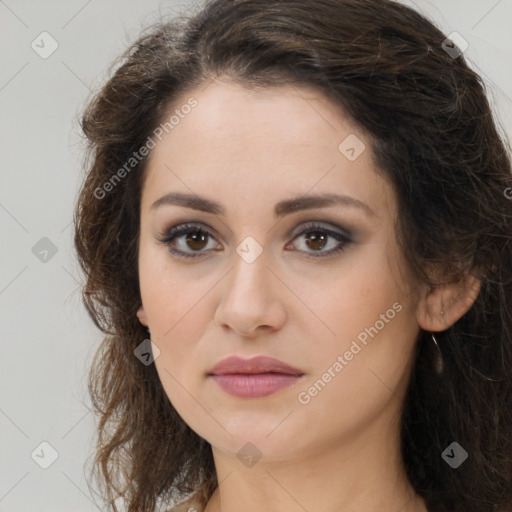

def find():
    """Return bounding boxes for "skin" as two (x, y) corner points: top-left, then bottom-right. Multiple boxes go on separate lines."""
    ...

(136, 78), (481, 512)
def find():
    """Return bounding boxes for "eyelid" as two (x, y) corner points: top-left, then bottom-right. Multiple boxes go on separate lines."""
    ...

(288, 220), (352, 240)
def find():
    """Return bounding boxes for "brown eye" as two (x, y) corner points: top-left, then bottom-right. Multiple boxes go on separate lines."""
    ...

(304, 231), (328, 251)
(185, 230), (209, 251)
(159, 223), (221, 258)
(287, 223), (352, 258)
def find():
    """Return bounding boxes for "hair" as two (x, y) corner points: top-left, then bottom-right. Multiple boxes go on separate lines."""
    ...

(73, 0), (512, 511)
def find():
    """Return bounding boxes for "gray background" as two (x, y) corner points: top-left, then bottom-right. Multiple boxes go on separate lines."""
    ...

(1, 0), (511, 510)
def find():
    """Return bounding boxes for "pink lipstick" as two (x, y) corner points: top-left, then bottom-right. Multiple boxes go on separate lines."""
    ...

(208, 355), (304, 398)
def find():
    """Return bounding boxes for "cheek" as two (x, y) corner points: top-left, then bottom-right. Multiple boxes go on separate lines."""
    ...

(143, 278), (211, 365)
(148, 288), (214, 430)
(138, 246), (212, 393)
(139, 240), (209, 336)
(295, 243), (418, 409)
(149, 295), (226, 443)
(302, 241), (408, 346)
(292, 302), (417, 448)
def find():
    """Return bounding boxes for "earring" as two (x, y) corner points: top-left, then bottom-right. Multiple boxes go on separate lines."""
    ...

(431, 333), (444, 374)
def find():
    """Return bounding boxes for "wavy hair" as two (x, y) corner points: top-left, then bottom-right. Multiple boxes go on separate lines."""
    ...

(73, 1), (512, 511)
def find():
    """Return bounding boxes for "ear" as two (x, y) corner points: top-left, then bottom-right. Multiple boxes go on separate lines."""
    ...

(416, 271), (481, 332)
(136, 305), (149, 327)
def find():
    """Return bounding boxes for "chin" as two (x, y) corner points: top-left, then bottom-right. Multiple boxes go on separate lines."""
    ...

(202, 412), (308, 460)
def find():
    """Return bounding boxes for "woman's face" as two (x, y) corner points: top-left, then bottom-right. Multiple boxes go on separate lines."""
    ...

(137, 79), (422, 461)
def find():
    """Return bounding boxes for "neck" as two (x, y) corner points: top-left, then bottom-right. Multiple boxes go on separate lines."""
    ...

(203, 413), (428, 512)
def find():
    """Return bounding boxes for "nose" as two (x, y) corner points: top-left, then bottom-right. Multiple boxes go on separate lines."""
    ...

(214, 247), (287, 338)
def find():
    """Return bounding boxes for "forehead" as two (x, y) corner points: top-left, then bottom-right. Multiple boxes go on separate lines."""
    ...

(142, 79), (395, 219)
(158, 80), (353, 150)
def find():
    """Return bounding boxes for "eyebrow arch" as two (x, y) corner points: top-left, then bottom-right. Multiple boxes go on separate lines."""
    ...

(150, 192), (377, 219)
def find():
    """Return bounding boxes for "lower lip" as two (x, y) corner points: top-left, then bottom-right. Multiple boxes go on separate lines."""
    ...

(210, 373), (303, 398)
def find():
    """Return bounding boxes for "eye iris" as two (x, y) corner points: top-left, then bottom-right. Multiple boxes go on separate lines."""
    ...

(186, 231), (208, 250)
(305, 231), (327, 250)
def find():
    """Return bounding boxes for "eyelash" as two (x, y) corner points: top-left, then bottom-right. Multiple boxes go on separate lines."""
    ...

(157, 222), (352, 260)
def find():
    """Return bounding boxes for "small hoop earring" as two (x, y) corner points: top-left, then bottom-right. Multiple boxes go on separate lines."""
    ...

(431, 333), (444, 374)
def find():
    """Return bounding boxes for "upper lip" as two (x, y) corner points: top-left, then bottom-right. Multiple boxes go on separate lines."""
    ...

(208, 356), (304, 376)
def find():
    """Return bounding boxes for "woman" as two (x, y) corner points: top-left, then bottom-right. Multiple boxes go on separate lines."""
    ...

(74, 1), (512, 511)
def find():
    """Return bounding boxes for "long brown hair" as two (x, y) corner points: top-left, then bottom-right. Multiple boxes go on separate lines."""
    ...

(74, 1), (512, 511)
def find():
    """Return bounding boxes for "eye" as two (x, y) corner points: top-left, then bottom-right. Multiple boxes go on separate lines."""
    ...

(157, 222), (221, 259)
(286, 222), (351, 258)
(157, 222), (352, 259)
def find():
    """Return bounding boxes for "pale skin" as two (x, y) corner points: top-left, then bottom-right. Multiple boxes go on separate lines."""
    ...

(136, 78), (481, 512)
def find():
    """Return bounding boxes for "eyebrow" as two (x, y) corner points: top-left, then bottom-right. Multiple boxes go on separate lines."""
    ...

(150, 191), (377, 219)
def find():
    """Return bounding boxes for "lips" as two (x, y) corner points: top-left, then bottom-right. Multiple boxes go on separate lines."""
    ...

(208, 356), (304, 398)
(208, 355), (304, 376)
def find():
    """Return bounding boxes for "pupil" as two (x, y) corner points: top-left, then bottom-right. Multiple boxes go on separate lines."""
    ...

(306, 231), (327, 250)
(187, 231), (208, 250)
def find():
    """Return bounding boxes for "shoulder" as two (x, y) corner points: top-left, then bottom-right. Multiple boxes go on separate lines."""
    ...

(165, 493), (204, 512)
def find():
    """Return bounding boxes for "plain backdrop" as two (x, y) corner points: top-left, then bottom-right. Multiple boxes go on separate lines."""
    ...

(1, 1), (511, 510)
